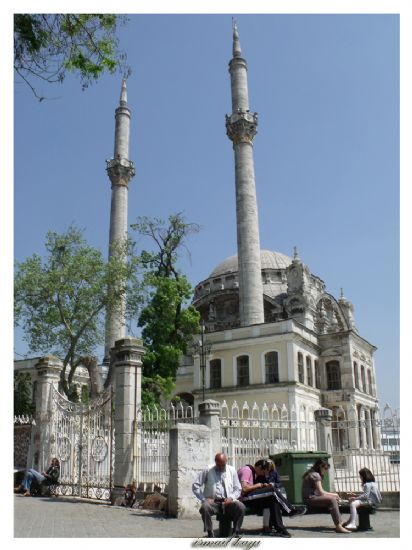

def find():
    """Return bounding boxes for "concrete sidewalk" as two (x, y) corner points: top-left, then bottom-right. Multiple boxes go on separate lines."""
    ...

(14, 494), (400, 539)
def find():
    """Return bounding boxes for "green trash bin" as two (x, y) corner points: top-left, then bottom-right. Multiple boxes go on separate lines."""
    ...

(269, 451), (331, 504)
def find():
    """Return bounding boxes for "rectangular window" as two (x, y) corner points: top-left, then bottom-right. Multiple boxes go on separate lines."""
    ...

(237, 356), (249, 386)
(265, 352), (279, 383)
(210, 359), (222, 389)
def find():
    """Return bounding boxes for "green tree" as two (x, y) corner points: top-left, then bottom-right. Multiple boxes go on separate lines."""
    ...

(14, 14), (130, 100)
(131, 214), (200, 407)
(14, 226), (141, 399)
(14, 372), (35, 416)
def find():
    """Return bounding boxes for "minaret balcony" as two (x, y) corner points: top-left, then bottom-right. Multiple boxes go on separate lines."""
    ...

(106, 157), (136, 185)
(225, 111), (258, 144)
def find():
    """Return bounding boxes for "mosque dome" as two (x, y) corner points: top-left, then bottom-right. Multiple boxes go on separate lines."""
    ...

(209, 249), (292, 278)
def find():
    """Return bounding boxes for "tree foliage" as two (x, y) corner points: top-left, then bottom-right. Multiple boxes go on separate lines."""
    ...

(14, 14), (130, 100)
(14, 226), (141, 399)
(131, 214), (200, 407)
(14, 372), (35, 416)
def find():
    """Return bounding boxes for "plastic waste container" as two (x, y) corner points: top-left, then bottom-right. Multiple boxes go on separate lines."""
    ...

(270, 451), (331, 504)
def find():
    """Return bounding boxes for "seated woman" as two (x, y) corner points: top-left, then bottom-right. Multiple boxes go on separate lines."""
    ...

(15, 458), (60, 497)
(302, 458), (350, 534)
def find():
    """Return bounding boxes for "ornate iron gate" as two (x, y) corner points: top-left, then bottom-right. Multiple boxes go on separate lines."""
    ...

(48, 385), (114, 500)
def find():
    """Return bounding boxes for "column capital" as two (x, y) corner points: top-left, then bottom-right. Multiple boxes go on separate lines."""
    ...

(314, 407), (333, 424)
(34, 355), (62, 379)
(198, 400), (221, 416)
(112, 337), (145, 366)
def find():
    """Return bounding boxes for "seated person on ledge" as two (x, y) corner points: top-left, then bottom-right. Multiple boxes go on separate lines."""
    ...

(15, 457), (60, 497)
(237, 459), (292, 538)
(192, 452), (245, 538)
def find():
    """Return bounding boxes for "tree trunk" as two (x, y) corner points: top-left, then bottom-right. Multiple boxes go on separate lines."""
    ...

(82, 356), (103, 398)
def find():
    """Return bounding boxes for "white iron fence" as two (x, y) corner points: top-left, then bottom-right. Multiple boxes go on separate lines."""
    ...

(220, 400), (317, 470)
(330, 407), (400, 492)
(133, 402), (196, 493)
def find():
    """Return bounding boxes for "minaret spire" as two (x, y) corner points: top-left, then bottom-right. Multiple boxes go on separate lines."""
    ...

(120, 78), (127, 106)
(226, 24), (264, 326)
(104, 80), (136, 364)
(232, 20), (242, 58)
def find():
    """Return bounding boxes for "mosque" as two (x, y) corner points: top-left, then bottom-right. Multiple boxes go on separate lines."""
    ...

(172, 24), (380, 449)
(15, 23), (381, 452)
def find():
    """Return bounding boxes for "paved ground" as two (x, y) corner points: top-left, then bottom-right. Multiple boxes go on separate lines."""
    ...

(14, 495), (400, 540)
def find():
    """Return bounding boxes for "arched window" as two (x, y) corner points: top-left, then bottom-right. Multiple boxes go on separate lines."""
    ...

(353, 362), (359, 389)
(367, 370), (373, 395)
(210, 359), (222, 389)
(326, 360), (342, 390)
(306, 356), (313, 387)
(237, 355), (249, 387)
(314, 360), (321, 389)
(265, 351), (279, 384)
(297, 352), (304, 384)
(361, 365), (366, 392)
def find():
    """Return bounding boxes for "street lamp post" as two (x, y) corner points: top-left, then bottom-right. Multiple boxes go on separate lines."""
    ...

(197, 321), (211, 403)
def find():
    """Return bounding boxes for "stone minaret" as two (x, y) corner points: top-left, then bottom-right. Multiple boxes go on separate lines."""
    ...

(225, 23), (264, 326)
(104, 80), (135, 363)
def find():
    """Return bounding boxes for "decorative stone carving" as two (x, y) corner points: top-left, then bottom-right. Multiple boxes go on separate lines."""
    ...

(106, 157), (135, 186)
(225, 111), (258, 144)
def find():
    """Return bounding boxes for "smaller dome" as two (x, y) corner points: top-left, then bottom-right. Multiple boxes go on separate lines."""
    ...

(209, 249), (292, 278)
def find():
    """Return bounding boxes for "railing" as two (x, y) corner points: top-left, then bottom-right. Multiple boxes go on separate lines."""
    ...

(220, 400), (317, 470)
(133, 402), (197, 493)
(14, 415), (34, 425)
(332, 449), (400, 492)
(330, 408), (400, 492)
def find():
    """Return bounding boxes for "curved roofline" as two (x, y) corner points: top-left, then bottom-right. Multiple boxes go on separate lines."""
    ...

(208, 249), (292, 278)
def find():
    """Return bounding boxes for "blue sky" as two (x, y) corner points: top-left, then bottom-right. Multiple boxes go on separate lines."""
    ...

(13, 13), (400, 409)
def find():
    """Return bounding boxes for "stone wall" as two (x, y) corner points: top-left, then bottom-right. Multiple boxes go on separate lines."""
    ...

(14, 424), (32, 469)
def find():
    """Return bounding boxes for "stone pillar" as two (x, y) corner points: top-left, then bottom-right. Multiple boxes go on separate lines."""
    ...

(371, 408), (382, 450)
(168, 423), (211, 518)
(110, 337), (145, 504)
(359, 407), (367, 449)
(347, 405), (360, 449)
(198, 400), (221, 462)
(365, 409), (373, 449)
(314, 407), (335, 491)
(30, 356), (62, 470)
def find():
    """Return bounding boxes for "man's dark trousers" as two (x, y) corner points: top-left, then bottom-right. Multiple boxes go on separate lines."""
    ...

(200, 499), (245, 535)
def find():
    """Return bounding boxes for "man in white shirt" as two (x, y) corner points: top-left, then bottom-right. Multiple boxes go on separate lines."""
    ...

(192, 452), (245, 538)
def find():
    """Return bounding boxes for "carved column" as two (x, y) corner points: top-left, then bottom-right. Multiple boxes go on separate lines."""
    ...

(110, 337), (145, 504)
(30, 356), (62, 470)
